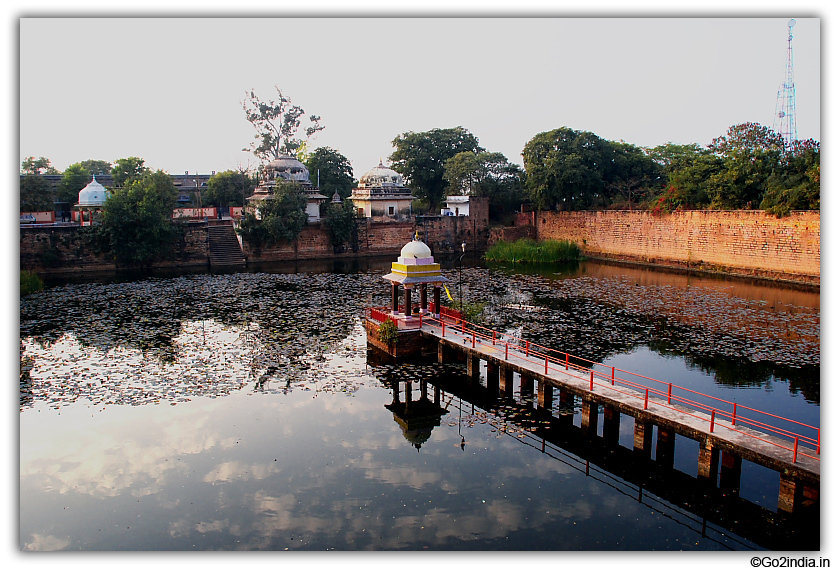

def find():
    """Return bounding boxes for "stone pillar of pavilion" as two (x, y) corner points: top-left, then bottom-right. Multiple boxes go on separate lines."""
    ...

(382, 234), (450, 327)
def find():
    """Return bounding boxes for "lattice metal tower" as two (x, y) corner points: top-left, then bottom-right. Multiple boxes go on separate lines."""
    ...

(773, 19), (798, 146)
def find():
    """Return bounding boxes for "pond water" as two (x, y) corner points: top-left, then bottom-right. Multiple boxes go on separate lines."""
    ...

(19, 258), (820, 551)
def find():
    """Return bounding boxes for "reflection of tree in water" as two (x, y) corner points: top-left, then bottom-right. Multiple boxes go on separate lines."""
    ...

(465, 268), (818, 401)
(674, 351), (819, 405)
(19, 272), (391, 409)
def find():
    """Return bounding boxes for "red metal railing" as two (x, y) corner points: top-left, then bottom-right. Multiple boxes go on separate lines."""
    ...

(385, 308), (820, 465)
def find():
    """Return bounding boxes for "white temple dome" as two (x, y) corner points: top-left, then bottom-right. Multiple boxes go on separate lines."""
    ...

(266, 154), (310, 183)
(77, 175), (109, 206)
(359, 161), (404, 187)
(400, 239), (432, 259)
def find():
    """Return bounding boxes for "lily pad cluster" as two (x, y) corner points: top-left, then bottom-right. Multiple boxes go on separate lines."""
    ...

(19, 271), (392, 410)
(20, 264), (819, 411)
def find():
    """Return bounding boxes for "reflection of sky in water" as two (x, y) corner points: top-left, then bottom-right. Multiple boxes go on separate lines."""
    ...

(21, 322), (789, 552)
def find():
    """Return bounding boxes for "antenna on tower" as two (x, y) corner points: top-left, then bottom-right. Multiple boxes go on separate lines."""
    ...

(773, 18), (798, 147)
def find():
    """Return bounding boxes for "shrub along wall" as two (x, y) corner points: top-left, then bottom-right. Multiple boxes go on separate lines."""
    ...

(533, 210), (820, 284)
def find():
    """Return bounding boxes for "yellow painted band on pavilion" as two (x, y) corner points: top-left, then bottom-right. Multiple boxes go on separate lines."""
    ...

(382, 234), (450, 324)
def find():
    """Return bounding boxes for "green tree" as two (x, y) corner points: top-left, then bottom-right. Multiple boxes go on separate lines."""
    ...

(646, 143), (707, 177)
(705, 123), (785, 209)
(112, 157), (150, 187)
(602, 140), (663, 207)
(100, 170), (179, 266)
(21, 156), (59, 175)
(305, 147), (355, 200)
(58, 163), (92, 205)
(205, 170), (257, 207)
(389, 127), (483, 213)
(761, 138), (820, 216)
(522, 127), (613, 211)
(236, 183), (308, 248)
(19, 175), (54, 212)
(78, 159), (112, 175)
(242, 86), (324, 163)
(645, 143), (719, 211)
(443, 151), (525, 220)
(323, 199), (358, 248)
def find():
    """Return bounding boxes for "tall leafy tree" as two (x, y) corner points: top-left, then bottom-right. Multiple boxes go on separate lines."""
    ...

(21, 156), (59, 175)
(323, 199), (358, 248)
(389, 127), (483, 213)
(58, 163), (92, 205)
(602, 141), (663, 207)
(646, 143), (707, 177)
(522, 127), (613, 211)
(443, 151), (525, 219)
(242, 86), (324, 163)
(646, 143), (718, 211)
(100, 170), (179, 266)
(112, 157), (150, 187)
(761, 138), (820, 216)
(19, 175), (54, 212)
(206, 170), (257, 207)
(705, 123), (785, 209)
(305, 147), (355, 200)
(78, 159), (112, 176)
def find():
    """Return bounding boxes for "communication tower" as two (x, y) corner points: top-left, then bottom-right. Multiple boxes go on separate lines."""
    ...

(773, 19), (798, 146)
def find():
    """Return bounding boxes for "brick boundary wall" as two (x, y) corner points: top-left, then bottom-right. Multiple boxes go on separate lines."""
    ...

(531, 210), (820, 285)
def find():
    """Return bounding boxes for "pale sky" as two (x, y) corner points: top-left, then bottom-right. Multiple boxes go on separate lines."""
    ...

(17, 13), (822, 180)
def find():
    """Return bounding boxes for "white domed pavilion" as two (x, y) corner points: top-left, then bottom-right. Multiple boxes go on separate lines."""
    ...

(382, 233), (450, 323)
(75, 175), (110, 226)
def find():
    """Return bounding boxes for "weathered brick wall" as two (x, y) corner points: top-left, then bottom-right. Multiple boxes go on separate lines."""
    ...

(20, 226), (115, 272)
(243, 221), (416, 262)
(534, 210), (820, 281)
(488, 224), (535, 245)
(416, 197), (491, 254)
(20, 222), (210, 274)
(356, 221), (415, 256)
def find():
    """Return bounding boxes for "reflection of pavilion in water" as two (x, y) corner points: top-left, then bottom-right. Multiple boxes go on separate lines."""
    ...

(384, 378), (448, 451)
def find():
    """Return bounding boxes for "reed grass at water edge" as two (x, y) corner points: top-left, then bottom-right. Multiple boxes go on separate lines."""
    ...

(484, 238), (581, 263)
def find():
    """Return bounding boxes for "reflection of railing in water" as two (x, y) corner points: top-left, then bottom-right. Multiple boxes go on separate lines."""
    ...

(410, 373), (815, 551)
(503, 423), (756, 551)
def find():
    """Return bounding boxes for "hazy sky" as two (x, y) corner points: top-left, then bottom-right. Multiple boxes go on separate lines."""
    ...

(18, 16), (821, 178)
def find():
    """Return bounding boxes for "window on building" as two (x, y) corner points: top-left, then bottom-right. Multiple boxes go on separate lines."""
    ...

(388, 206), (395, 216)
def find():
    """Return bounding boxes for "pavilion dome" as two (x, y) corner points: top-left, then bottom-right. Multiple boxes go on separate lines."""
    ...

(359, 161), (404, 187)
(265, 154), (310, 183)
(77, 175), (109, 207)
(400, 238), (432, 259)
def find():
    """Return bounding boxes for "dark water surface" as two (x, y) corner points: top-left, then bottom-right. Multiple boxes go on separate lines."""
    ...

(20, 259), (820, 551)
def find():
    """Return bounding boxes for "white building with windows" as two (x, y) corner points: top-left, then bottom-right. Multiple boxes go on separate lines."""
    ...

(351, 161), (413, 222)
(441, 195), (470, 217)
